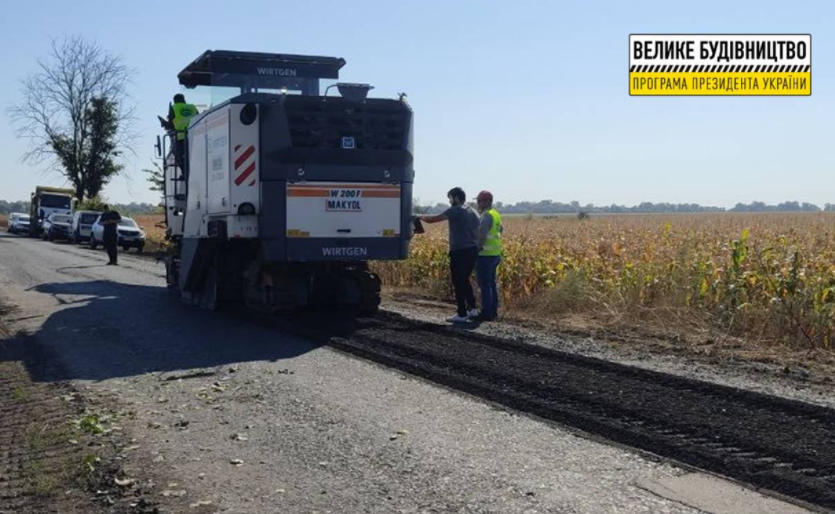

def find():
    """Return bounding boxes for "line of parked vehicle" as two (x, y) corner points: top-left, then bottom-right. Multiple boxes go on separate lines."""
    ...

(7, 210), (146, 253)
(6, 213), (31, 235)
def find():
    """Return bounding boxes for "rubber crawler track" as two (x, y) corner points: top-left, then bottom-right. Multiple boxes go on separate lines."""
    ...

(276, 310), (835, 511)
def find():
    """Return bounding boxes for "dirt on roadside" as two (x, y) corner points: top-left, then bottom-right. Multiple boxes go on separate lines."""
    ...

(0, 303), (160, 514)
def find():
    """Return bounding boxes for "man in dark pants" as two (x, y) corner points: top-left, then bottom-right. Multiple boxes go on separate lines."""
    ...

(419, 187), (481, 323)
(100, 206), (122, 265)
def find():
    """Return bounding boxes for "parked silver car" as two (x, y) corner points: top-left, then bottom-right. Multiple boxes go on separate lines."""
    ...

(90, 216), (146, 252)
(71, 210), (102, 243)
(7, 213), (31, 234)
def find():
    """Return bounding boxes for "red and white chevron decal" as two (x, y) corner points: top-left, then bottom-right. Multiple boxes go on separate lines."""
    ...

(233, 144), (257, 187)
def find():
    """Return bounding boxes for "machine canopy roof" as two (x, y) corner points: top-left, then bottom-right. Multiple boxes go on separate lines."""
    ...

(178, 50), (346, 89)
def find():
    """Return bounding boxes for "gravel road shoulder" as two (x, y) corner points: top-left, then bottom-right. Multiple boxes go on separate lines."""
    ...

(0, 300), (162, 514)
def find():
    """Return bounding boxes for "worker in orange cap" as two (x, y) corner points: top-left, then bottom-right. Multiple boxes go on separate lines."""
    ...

(475, 190), (503, 321)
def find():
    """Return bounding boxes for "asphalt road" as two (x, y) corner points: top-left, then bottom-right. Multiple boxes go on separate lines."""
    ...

(0, 232), (816, 514)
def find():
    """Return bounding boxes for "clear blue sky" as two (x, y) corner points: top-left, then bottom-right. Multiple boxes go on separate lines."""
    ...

(0, 0), (832, 207)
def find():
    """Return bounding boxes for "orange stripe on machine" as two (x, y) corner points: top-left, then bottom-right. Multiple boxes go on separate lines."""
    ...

(289, 183), (399, 190)
(287, 189), (400, 198)
(362, 191), (400, 198)
(287, 189), (329, 197)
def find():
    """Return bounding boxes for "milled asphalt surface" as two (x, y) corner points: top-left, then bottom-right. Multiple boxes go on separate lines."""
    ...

(0, 231), (785, 513)
(383, 303), (835, 410)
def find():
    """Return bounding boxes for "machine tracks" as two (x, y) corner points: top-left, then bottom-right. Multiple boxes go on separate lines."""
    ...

(277, 311), (835, 511)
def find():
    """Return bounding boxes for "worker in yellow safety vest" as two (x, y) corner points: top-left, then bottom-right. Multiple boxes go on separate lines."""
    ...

(167, 94), (199, 170)
(168, 94), (199, 140)
(475, 190), (503, 321)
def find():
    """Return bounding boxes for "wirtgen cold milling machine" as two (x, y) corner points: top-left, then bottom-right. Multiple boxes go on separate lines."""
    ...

(158, 51), (414, 312)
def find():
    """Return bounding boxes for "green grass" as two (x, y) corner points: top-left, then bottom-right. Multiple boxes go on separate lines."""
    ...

(22, 421), (76, 497)
(78, 414), (104, 435)
(13, 386), (26, 402)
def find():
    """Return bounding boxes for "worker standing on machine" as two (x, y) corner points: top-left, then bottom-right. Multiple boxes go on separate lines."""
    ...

(419, 187), (481, 323)
(475, 191), (503, 321)
(100, 205), (122, 266)
(166, 94), (199, 171)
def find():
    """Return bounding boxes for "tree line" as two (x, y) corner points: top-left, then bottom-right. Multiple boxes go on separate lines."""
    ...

(418, 200), (835, 214)
(0, 200), (160, 217)
(5, 196), (832, 217)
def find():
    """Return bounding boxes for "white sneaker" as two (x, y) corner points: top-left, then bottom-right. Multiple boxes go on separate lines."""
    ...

(446, 314), (470, 323)
(467, 309), (480, 319)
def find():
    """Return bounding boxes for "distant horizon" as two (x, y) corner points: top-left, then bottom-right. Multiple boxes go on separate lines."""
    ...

(418, 198), (834, 214)
(1, 196), (833, 208)
(416, 198), (834, 209)
(2, 197), (833, 215)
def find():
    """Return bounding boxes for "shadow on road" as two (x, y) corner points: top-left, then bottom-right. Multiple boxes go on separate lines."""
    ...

(1, 280), (327, 383)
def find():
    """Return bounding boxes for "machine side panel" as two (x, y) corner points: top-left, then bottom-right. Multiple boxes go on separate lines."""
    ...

(227, 215), (258, 238)
(178, 237), (199, 291)
(265, 157), (412, 182)
(178, 237), (218, 292)
(399, 181), (413, 258)
(258, 180), (286, 262)
(206, 108), (231, 215)
(184, 119), (208, 237)
(402, 112), (414, 257)
(229, 104), (261, 216)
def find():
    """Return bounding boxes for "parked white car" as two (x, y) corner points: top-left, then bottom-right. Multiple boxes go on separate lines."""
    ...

(71, 210), (102, 243)
(90, 216), (146, 252)
(7, 213), (31, 234)
(42, 213), (73, 241)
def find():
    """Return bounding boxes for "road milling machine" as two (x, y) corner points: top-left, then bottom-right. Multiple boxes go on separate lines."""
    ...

(157, 51), (414, 312)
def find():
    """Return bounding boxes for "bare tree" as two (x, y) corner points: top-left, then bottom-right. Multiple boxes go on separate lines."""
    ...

(142, 161), (165, 206)
(9, 36), (136, 202)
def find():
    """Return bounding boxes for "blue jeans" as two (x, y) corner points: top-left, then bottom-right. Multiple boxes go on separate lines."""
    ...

(476, 256), (501, 318)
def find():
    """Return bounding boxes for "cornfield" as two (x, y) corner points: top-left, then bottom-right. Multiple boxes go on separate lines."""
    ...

(134, 215), (167, 253)
(375, 213), (835, 350)
(129, 212), (835, 349)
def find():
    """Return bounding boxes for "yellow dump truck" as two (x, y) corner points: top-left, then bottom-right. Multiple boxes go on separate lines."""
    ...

(29, 186), (75, 237)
